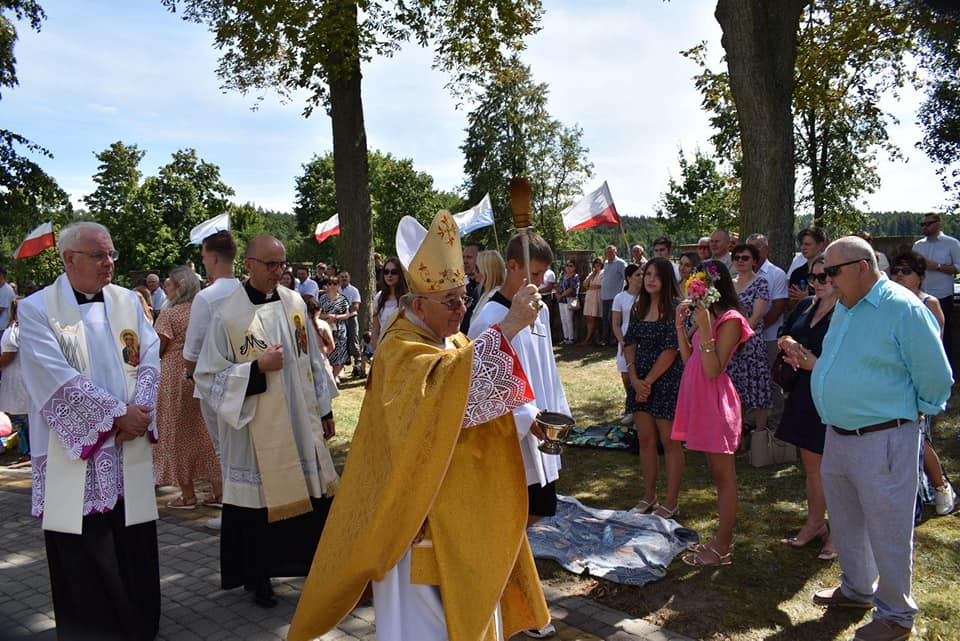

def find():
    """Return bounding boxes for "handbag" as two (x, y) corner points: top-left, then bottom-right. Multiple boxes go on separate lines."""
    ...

(749, 428), (798, 468)
(771, 350), (799, 392)
(567, 297), (580, 311)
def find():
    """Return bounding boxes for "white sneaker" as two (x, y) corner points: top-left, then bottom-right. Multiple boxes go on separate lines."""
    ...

(935, 482), (956, 515)
(523, 622), (556, 638)
(206, 517), (222, 530)
(620, 413), (634, 426)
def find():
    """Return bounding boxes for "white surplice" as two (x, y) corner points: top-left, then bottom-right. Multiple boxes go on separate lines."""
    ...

(18, 277), (160, 529)
(193, 285), (339, 508)
(468, 298), (567, 488)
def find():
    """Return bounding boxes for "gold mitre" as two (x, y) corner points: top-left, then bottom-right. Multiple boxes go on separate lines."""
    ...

(395, 211), (465, 294)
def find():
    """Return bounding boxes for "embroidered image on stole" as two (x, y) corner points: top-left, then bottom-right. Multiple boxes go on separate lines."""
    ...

(120, 329), (140, 367)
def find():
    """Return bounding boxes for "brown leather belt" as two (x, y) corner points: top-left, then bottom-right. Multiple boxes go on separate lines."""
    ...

(831, 418), (913, 437)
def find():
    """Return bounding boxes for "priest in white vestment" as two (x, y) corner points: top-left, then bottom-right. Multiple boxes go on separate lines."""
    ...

(194, 235), (339, 608)
(19, 222), (161, 641)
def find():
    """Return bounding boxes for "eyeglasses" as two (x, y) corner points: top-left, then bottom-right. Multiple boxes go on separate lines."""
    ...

(733, 255), (753, 262)
(810, 272), (829, 284)
(890, 266), (915, 276)
(823, 258), (865, 278)
(921, 221), (937, 227)
(247, 257), (288, 272)
(71, 249), (119, 261)
(417, 295), (473, 311)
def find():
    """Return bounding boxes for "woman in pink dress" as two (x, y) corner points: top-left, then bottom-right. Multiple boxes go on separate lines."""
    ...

(673, 260), (752, 567)
(154, 266), (223, 509)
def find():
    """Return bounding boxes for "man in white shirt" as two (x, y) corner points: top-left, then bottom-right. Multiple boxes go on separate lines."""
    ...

(184, 231), (242, 446)
(338, 270), (362, 376)
(296, 265), (320, 301)
(652, 236), (681, 281)
(539, 265), (560, 344)
(914, 212), (960, 362)
(709, 229), (732, 268)
(146, 273), (166, 313)
(747, 234), (789, 428)
(0, 266), (14, 332)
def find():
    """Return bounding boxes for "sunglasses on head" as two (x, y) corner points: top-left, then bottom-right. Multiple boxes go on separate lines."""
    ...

(382, 268), (401, 276)
(890, 266), (915, 276)
(823, 258), (865, 278)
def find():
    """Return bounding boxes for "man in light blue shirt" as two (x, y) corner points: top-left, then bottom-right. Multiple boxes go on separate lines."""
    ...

(599, 245), (626, 346)
(791, 236), (952, 641)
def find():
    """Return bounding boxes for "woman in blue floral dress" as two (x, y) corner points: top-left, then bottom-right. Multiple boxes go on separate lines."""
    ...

(726, 244), (772, 431)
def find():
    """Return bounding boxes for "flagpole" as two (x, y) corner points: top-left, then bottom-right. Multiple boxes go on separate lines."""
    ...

(618, 220), (629, 257)
(491, 221), (500, 253)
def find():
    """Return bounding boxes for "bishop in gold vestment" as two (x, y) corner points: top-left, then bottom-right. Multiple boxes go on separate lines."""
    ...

(288, 212), (550, 641)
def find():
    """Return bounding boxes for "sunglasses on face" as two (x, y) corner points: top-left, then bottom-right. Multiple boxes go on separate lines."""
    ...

(823, 258), (865, 278)
(921, 221), (937, 227)
(810, 272), (829, 284)
(890, 266), (915, 276)
(733, 254), (753, 262)
(382, 268), (401, 276)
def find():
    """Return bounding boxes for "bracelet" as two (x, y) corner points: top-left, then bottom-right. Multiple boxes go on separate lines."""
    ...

(699, 343), (715, 353)
(627, 363), (636, 370)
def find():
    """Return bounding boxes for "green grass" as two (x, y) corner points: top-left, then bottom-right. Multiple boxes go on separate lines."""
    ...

(326, 343), (960, 641)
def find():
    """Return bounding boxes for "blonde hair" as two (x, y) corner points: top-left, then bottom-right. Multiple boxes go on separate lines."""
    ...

(474, 250), (507, 315)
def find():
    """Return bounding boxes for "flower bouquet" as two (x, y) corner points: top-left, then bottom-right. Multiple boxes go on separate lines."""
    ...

(684, 262), (721, 307)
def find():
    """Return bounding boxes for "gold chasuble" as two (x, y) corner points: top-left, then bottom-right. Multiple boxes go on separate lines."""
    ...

(288, 314), (548, 641)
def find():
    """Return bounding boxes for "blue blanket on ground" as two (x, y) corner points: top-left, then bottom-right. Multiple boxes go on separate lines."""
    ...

(527, 495), (699, 587)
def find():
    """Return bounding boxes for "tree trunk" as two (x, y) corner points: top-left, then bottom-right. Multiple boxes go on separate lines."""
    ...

(716, 0), (810, 269)
(328, 0), (374, 334)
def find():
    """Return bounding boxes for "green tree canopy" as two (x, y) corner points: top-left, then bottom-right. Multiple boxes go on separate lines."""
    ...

(0, 0), (73, 276)
(460, 57), (593, 252)
(656, 147), (739, 240)
(85, 142), (236, 280)
(163, 0), (543, 332)
(294, 149), (454, 265)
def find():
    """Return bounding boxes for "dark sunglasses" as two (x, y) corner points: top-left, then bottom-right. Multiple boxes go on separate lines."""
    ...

(382, 268), (401, 276)
(733, 254), (753, 262)
(921, 221), (937, 227)
(823, 258), (864, 278)
(890, 266), (915, 276)
(810, 272), (829, 284)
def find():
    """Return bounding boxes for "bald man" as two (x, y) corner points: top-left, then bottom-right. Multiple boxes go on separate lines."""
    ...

(790, 236), (952, 641)
(194, 235), (340, 608)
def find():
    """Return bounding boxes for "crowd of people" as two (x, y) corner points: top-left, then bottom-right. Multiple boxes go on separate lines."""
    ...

(0, 211), (957, 641)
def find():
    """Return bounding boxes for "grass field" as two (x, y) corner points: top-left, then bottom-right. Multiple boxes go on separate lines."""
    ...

(326, 343), (960, 641)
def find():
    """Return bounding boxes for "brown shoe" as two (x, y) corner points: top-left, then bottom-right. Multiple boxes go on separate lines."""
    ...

(853, 619), (911, 641)
(812, 586), (872, 609)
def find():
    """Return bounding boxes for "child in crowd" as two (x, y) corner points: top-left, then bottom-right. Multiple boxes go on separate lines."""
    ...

(360, 331), (373, 378)
(672, 261), (752, 567)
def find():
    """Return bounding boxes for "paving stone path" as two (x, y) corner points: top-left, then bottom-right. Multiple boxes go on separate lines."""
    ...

(0, 464), (692, 641)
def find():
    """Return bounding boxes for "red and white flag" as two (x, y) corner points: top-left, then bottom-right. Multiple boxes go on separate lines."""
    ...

(314, 214), (340, 244)
(561, 181), (620, 232)
(14, 221), (56, 259)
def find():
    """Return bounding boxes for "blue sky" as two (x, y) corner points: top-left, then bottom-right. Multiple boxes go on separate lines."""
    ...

(3, 0), (949, 219)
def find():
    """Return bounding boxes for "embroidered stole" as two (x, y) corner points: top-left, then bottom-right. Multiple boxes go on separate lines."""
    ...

(42, 274), (158, 533)
(221, 285), (319, 522)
